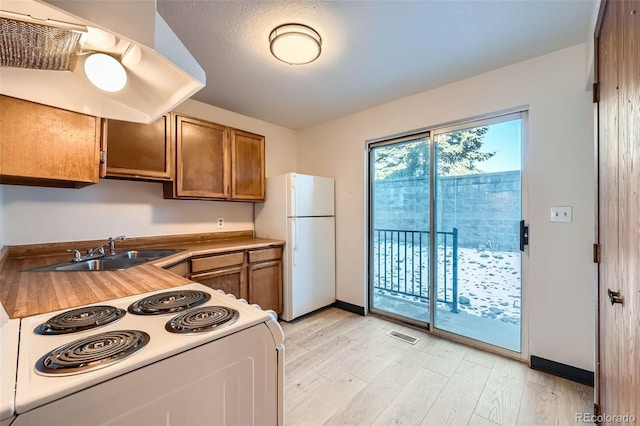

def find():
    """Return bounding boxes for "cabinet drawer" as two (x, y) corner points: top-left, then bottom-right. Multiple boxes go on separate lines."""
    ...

(164, 260), (190, 278)
(249, 247), (282, 263)
(191, 252), (245, 273)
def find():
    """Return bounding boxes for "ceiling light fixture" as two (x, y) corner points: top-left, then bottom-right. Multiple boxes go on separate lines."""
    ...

(84, 53), (127, 92)
(269, 23), (321, 65)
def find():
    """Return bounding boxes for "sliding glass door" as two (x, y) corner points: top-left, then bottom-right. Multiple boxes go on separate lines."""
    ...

(433, 116), (523, 352)
(369, 134), (431, 324)
(368, 112), (525, 354)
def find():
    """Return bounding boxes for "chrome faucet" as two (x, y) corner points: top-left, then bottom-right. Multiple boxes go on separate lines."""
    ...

(66, 249), (83, 262)
(67, 235), (127, 262)
(93, 235), (127, 256)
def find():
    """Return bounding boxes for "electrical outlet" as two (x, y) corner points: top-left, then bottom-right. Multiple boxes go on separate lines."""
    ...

(550, 206), (572, 223)
(217, 217), (224, 228)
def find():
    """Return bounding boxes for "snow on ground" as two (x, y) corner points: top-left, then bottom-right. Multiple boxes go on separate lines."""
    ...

(373, 243), (521, 325)
(455, 247), (521, 324)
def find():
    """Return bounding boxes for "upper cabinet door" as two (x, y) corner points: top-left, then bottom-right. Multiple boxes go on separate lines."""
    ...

(174, 115), (230, 199)
(231, 129), (265, 201)
(0, 95), (101, 188)
(104, 114), (172, 181)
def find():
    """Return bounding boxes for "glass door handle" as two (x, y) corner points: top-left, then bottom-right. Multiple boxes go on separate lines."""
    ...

(520, 220), (529, 252)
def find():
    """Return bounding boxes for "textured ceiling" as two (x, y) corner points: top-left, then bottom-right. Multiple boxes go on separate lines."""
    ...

(157, 0), (598, 130)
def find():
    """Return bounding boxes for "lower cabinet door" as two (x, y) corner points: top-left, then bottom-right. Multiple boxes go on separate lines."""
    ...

(191, 266), (247, 300)
(248, 260), (282, 314)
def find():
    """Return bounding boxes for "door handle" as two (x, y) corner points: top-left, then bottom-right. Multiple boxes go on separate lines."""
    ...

(607, 289), (623, 305)
(292, 218), (297, 266)
(291, 181), (297, 217)
(520, 220), (529, 252)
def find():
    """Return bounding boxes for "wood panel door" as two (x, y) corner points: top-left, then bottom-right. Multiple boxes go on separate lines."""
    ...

(230, 129), (265, 201)
(596, 0), (640, 419)
(618, 0), (640, 417)
(174, 115), (230, 199)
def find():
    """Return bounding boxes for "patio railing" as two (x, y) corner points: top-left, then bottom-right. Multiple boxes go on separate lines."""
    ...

(373, 228), (459, 313)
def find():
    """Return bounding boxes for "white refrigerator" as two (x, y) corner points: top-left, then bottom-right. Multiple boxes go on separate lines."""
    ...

(254, 173), (336, 321)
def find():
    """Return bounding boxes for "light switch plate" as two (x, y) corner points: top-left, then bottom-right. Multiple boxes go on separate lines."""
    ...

(550, 206), (572, 223)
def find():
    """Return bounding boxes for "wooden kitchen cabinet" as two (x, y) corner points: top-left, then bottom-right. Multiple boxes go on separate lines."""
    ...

(248, 247), (283, 314)
(164, 114), (229, 199)
(231, 129), (265, 201)
(164, 114), (265, 201)
(188, 246), (282, 313)
(190, 251), (247, 299)
(104, 114), (172, 181)
(0, 95), (102, 188)
(192, 266), (247, 300)
(248, 260), (282, 314)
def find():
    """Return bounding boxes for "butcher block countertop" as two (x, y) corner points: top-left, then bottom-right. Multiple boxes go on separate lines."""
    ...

(0, 231), (284, 319)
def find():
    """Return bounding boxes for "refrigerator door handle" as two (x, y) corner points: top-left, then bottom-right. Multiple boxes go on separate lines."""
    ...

(292, 218), (297, 266)
(291, 183), (297, 217)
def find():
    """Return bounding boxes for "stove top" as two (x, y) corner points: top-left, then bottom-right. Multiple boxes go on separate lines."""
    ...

(16, 283), (275, 414)
(128, 289), (211, 316)
(35, 305), (126, 335)
(165, 306), (239, 334)
(36, 330), (150, 375)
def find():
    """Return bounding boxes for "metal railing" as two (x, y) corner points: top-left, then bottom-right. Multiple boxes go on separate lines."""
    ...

(372, 228), (459, 313)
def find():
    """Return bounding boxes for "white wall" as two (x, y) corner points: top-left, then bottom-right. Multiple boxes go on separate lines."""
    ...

(297, 44), (595, 371)
(1, 99), (298, 245)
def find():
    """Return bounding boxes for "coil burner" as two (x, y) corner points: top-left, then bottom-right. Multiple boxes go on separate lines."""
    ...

(35, 330), (150, 375)
(128, 290), (211, 315)
(165, 306), (239, 334)
(35, 306), (126, 335)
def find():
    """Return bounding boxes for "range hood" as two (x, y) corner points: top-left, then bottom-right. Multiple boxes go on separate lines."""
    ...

(0, 0), (205, 124)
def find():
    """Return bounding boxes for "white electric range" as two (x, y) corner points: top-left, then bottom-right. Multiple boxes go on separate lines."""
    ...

(4, 283), (284, 426)
(0, 305), (19, 426)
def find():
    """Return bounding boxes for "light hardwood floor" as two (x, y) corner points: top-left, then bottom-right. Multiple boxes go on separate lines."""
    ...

(280, 307), (593, 426)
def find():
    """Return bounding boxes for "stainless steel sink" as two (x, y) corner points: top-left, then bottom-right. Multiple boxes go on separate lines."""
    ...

(25, 248), (184, 272)
(54, 258), (148, 271)
(107, 249), (181, 260)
